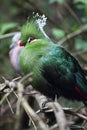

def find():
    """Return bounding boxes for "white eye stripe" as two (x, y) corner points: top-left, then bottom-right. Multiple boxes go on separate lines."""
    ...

(27, 38), (30, 42)
(27, 37), (37, 43)
(30, 39), (37, 43)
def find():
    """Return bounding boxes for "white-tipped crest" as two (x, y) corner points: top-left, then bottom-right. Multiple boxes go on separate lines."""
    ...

(33, 13), (49, 38)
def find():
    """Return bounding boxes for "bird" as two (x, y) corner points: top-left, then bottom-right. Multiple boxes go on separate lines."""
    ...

(18, 14), (87, 105)
(9, 32), (24, 75)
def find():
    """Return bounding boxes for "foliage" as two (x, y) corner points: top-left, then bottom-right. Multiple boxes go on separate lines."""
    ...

(74, 0), (87, 4)
(52, 28), (65, 39)
(49, 0), (66, 4)
(0, 22), (19, 35)
(75, 38), (87, 50)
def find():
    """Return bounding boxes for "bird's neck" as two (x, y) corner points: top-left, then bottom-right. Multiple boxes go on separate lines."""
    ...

(40, 28), (49, 39)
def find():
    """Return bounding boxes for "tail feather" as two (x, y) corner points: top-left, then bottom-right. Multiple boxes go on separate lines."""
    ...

(75, 72), (87, 99)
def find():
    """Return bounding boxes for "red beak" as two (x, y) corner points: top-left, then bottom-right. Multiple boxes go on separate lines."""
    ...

(18, 40), (25, 46)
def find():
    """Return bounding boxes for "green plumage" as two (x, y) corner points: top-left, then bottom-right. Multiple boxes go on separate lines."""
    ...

(19, 17), (87, 104)
(21, 20), (45, 43)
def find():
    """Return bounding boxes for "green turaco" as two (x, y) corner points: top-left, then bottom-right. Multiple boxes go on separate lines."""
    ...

(19, 14), (87, 105)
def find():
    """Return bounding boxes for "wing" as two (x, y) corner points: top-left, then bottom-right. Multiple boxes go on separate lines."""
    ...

(41, 46), (87, 99)
(40, 46), (77, 86)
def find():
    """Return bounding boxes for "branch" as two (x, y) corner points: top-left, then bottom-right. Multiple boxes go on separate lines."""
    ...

(0, 74), (70, 130)
(64, 109), (87, 121)
(34, 92), (70, 130)
(58, 25), (87, 45)
(17, 74), (70, 130)
(48, 102), (70, 130)
(73, 49), (87, 56)
(16, 74), (49, 130)
(1, 74), (87, 130)
(64, 2), (82, 25)
(21, 97), (49, 130)
(0, 32), (19, 40)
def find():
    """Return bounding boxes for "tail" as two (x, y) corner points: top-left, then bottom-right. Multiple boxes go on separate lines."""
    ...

(75, 72), (87, 100)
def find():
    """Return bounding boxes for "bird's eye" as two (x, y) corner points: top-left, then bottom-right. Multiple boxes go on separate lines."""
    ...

(28, 37), (36, 43)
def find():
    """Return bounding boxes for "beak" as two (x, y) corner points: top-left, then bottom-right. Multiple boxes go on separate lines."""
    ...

(18, 40), (25, 46)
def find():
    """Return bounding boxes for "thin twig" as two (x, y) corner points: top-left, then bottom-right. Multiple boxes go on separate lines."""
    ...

(1, 74), (87, 130)
(0, 89), (13, 105)
(64, 2), (82, 24)
(71, 124), (87, 129)
(19, 72), (33, 84)
(16, 76), (49, 130)
(48, 102), (70, 130)
(6, 97), (14, 114)
(73, 49), (87, 56)
(34, 93), (70, 130)
(0, 32), (19, 40)
(21, 97), (49, 130)
(64, 109), (87, 121)
(58, 25), (87, 45)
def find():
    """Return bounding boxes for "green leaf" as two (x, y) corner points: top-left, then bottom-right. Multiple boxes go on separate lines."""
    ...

(74, 0), (87, 4)
(52, 28), (65, 39)
(0, 22), (18, 34)
(49, 0), (65, 4)
(75, 38), (87, 50)
(57, 0), (65, 4)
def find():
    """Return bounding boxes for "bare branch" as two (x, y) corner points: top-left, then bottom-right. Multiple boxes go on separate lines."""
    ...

(48, 102), (70, 130)
(64, 2), (82, 24)
(0, 32), (19, 40)
(1, 74), (87, 130)
(21, 97), (49, 130)
(34, 92), (70, 130)
(58, 25), (87, 45)
(16, 79), (50, 130)
(64, 109), (87, 121)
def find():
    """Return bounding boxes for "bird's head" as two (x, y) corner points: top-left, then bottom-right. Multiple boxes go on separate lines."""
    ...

(18, 13), (49, 47)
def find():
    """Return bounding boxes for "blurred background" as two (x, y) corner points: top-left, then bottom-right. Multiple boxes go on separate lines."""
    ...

(0, 0), (87, 130)
(0, 0), (87, 79)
